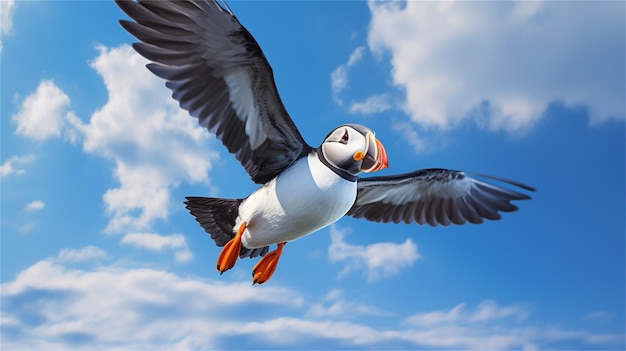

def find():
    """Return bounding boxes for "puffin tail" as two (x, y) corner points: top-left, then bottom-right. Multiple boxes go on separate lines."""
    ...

(184, 197), (268, 258)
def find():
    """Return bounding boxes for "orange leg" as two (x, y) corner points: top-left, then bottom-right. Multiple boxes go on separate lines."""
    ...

(216, 222), (245, 274)
(252, 242), (285, 285)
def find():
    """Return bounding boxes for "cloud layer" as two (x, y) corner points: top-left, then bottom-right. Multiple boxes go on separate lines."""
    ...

(2, 247), (622, 349)
(0, 249), (302, 349)
(366, 1), (625, 133)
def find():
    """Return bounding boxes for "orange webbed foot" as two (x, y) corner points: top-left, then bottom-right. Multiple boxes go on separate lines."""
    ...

(216, 222), (245, 274)
(252, 242), (285, 285)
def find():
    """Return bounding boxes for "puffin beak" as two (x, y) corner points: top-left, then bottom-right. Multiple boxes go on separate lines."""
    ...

(360, 133), (388, 173)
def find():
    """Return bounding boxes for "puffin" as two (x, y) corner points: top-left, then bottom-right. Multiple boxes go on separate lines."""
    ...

(115, 0), (535, 284)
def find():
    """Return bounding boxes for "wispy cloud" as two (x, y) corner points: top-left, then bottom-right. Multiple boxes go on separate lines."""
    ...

(581, 310), (614, 323)
(1, 154), (35, 177)
(12, 80), (71, 140)
(1, 250), (622, 349)
(307, 288), (390, 318)
(0, 0), (16, 52)
(367, 1), (625, 133)
(14, 200), (46, 233)
(406, 300), (529, 327)
(392, 121), (426, 154)
(0, 0), (15, 35)
(57, 246), (107, 262)
(121, 232), (193, 263)
(331, 46), (365, 105)
(67, 45), (216, 235)
(399, 300), (626, 350)
(330, 68), (347, 105)
(24, 200), (45, 212)
(348, 93), (392, 115)
(331, 47), (395, 116)
(328, 225), (420, 280)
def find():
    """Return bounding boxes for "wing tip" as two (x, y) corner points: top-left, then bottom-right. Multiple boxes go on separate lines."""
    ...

(468, 171), (536, 193)
(349, 168), (535, 227)
(217, 0), (235, 16)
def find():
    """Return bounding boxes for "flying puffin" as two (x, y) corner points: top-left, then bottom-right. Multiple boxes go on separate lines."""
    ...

(115, 0), (535, 284)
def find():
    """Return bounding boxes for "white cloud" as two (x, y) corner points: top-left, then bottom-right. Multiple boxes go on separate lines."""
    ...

(1, 0), (15, 35)
(1, 252), (622, 350)
(57, 246), (107, 262)
(1, 154), (35, 177)
(0, 253), (304, 349)
(406, 302), (466, 326)
(328, 225), (420, 280)
(330, 67), (347, 103)
(392, 121), (429, 154)
(12, 80), (71, 140)
(346, 46), (365, 67)
(406, 300), (529, 327)
(367, 1), (625, 133)
(307, 288), (390, 318)
(121, 232), (193, 263)
(0, 0), (15, 52)
(581, 310), (614, 323)
(67, 45), (216, 235)
(331, 46), (365, 105)
(24, 200), (45, 212)
(470, 300), (530, 323)
(348, 93), (392, 115)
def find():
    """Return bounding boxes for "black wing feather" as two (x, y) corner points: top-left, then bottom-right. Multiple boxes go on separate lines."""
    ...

(348, 168), (534, 226)
(116, 0), (310, 184)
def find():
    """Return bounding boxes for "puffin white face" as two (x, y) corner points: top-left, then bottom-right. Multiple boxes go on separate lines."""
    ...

(320, 124), (388, 177)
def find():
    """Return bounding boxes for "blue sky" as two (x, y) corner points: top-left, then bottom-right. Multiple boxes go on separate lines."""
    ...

(1, 0), (624, 349)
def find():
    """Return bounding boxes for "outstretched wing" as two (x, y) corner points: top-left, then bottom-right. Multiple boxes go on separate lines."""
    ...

(116, 0), (311, 184)
(347, 169), (535, 226)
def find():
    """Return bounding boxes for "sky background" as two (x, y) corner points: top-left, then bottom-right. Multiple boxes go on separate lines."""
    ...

(1, 0), (625, 349)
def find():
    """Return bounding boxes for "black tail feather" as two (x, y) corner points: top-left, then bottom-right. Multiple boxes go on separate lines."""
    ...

(184, 196), (268, 258)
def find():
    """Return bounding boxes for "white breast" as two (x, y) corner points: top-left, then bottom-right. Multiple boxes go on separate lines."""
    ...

(236, 152), (357, 248)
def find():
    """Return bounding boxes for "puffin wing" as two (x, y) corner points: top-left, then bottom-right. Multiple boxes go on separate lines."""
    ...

(347, 169), (535, 226)
(116, 0), (310, 184)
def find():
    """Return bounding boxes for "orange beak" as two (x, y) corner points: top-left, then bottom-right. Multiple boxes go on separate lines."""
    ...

(360, 134), (388, 173)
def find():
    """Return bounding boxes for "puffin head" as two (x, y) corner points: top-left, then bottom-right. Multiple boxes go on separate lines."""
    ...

(320, 124), (388, 178)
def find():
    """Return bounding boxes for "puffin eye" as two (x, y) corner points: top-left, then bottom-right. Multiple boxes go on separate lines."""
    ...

(340, 129), (349, 145)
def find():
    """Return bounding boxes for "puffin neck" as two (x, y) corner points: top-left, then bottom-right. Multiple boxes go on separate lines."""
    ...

(316, 149), (358, 182)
